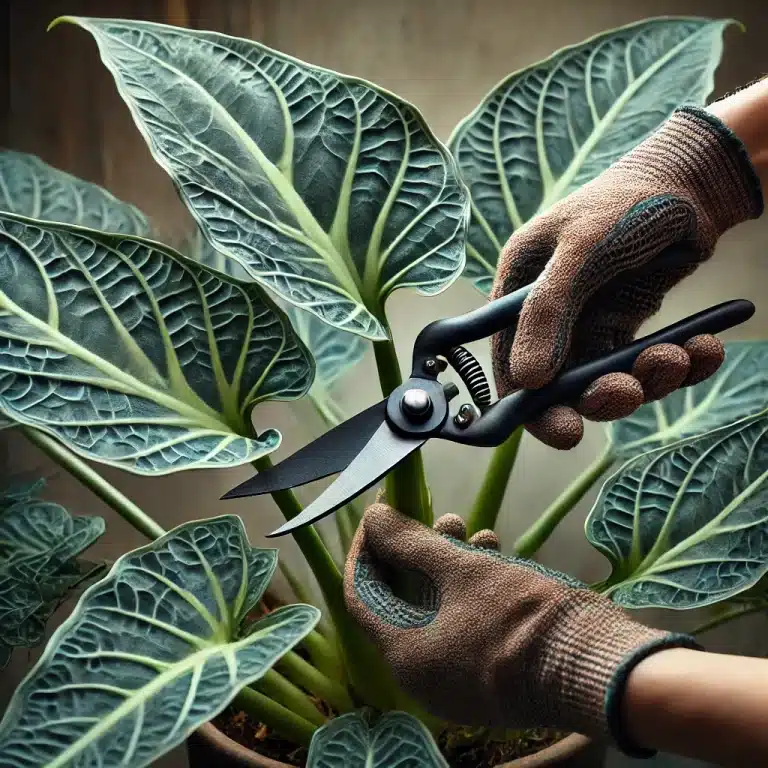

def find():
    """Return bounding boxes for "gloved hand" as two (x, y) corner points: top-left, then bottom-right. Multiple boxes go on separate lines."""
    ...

(490, 105), (764, 449)
(344, 501), (701, 758)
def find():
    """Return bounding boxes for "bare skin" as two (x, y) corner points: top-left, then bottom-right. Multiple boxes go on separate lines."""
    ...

(624, 648), (768, 767)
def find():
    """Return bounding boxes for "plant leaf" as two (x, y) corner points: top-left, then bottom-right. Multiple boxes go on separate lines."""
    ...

(0, 213), (313, 473)
(307, 711), (448, 768)
(0, 515), (320, 768)
(187, 228), (252, 282)
(0, 486), (104, 654)
(610, 341), (768, 458)
(61, 17), (470, 340)
(0, 149), (149, 235)
(448, 17), (734, 291)
(586, 410), (768, 609)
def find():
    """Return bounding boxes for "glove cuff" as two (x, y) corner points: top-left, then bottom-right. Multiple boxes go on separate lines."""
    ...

(541, 600), (702, 759)
(621, 104), (764, 235)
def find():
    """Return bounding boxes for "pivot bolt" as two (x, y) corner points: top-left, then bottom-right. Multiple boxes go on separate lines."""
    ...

(454, 403), (477, 428)
(401, 388), (433, 422)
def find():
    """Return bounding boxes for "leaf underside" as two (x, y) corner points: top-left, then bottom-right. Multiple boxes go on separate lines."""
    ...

(0, 515), (319, 768)
(0, 213), (313, 473)
(307, 711), (448, 768)
(0, 481), (104, 662)
(448, 17), (734, 292)
(587, 410), (768, 609)
(64, 17), (470, 340)
(610, 341), (768, 458)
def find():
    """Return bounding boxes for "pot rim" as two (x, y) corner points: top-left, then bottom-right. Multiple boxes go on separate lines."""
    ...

(195, 721), (593, 768)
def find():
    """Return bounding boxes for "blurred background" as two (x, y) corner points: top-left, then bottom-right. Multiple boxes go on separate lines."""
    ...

(1, 1), (767, 766)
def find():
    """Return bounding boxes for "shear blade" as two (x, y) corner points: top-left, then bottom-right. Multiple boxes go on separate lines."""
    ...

(266, 422), (426, 537)
(222, 400), (388, 499)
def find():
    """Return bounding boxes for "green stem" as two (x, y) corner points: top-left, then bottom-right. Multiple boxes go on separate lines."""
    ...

(514, 445), (614, 558)
(373, 340), (432, 526)
(253, 669), (326, 727)
(20, 426), (165, 541)
(279, 561), (334, 638)
(692, 603), (766, 636)
(337, 502), (361, 558)
(300, 630), (345, 682)
(256, 457), (400, 710)
(276, 650), (354, 713)
(467, 427), (524, 536)
(234, 686), (316, 747)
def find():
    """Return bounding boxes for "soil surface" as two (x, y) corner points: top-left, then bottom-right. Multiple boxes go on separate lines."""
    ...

(215, 708), (565, 767)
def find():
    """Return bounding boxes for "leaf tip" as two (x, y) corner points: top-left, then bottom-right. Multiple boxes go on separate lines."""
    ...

(46, 15), (78, 33)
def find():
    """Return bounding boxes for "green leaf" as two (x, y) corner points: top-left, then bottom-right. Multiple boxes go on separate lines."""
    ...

(0, 515), (320, 768)
(0, 149), (149, 235)
(187, 228), (252, 282)
(448, 17), (734, 292)
(610, 341), (768, 458)
(586, 410), (768, 609)
(307, 711), (448, 768)
(0, 484), (104, 659)
(0, 213), (313, 473)
(61, 17), (470, 340)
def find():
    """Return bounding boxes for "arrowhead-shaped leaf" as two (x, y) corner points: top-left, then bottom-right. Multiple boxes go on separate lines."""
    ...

(0, 149), (149, 235)
(609, 342), (768, 458)
(587, 410), (768, 609)
(0, 213), (313, 473)
(0, 515), (320, 768)
(307, 711), (447, 768)
(0, 482), (104, 664)
(60, 17), (470, 340)
(448, 17), (734, 292)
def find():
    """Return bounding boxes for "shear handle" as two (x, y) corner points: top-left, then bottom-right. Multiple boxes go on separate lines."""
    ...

(440, 298), (755, 447)
(411, 243), (702, 374)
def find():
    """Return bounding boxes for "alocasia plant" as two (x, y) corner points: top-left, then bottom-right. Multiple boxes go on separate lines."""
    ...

(0, 14), (765, 768)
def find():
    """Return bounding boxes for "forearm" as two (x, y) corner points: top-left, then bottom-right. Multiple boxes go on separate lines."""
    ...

(622, 648), (768, 767)
(708, 77), (768, 196)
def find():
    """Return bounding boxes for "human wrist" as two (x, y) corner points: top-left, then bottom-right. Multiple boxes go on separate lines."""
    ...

(707, 77), (768, 200)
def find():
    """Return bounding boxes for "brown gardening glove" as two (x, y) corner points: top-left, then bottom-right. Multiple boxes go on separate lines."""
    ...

(344, 502), (702, 759)
(490, 105), (764, 449)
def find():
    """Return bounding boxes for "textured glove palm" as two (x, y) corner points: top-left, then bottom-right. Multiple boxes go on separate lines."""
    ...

(344, 503), (701, 758)
(491, 105), (763, 449)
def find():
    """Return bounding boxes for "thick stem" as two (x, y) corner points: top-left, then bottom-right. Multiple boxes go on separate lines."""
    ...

(514, 446), (614, 558)
(253, 669), (326, 727)
(467, 427), (524, 536)
(337, 502), (361, 558)
(234, 686), (316, 747)
(276, 650), (354, 713)
(373, 340), (432, 526)
(300, 630), (345, 682)
(21, 426), (165, 540)
(279, 561), (334, 638)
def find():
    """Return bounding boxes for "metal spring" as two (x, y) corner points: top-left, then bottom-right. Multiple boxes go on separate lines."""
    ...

(447, 346), (492, 411)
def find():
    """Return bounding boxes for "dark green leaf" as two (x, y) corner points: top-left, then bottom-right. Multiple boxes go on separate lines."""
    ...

(61, 17), (470, 340)
(0, 515), (319, 767)
(448, 17), (734, 291)
(0, 213), (313, 473)
(0, 484), (104, 655)
(587, 410), (768, 609)
(308, 711), (447, 768)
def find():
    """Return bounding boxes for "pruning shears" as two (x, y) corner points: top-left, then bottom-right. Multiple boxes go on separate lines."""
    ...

(223, 245), (755, 538)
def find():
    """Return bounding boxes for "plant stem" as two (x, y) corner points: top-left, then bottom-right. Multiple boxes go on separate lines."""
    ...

(20, 426), (165, 541)
(254, 669), (326, 727)
(373, 340), (432, 526)
(300, 629), (345, 683)
(336, 502), (361, 558)
(692, 603), (766, 636)
(514, 445), (614, 558)
(279, 561), (334, 638)
(467, 427), (523, 536)
(276, 650), (354, 713)
(234, 686), (316, 747)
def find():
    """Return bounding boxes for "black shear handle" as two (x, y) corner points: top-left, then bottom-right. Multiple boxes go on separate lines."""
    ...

(412, 244), (711, 372)
(441, 298), (755, 447)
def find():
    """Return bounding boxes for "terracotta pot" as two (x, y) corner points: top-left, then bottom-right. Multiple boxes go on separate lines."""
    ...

(187, 722), (604, 768)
